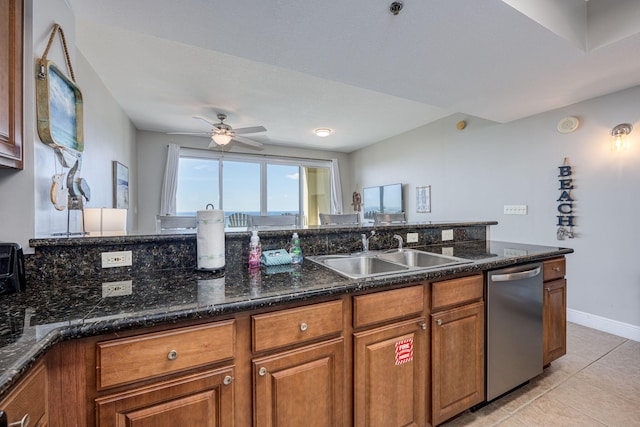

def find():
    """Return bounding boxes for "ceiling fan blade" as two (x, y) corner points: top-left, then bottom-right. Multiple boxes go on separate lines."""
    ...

(234, 125), (267, 135)
(232, 135), (264, 148)
(193, 116), (219, 127)
(167, 131), (211, 135)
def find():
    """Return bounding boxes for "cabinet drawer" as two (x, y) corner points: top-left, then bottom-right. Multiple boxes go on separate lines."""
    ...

(431, 274), (483, 311)
(0, 361), (46, 427)
(97, 320), (235, 390)
(353, 285), (424, 328)
(252, 300), (343, 352)
(543, 257), (566, 282)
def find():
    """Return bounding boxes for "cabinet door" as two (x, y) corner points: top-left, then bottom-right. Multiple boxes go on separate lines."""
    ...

(0, 361), (47, 426)
(0, 0), (23, 169)
(353, 318), (427, 427)
(95, 366), (234, 427)
(253, 338), (344, 427)
(431, 302), (484, 426)
(543, 278), (566, 366)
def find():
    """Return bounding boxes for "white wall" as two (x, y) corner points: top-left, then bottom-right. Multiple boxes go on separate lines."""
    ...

(350, 86), (640, 336)
(136, 131), (353, 233)
(0, 0), (137, 250)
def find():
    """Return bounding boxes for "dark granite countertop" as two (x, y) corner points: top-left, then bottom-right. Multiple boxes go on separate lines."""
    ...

(0, 240), (572, 398)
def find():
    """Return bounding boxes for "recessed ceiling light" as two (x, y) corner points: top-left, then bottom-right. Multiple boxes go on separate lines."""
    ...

(314, 128), (333, 137)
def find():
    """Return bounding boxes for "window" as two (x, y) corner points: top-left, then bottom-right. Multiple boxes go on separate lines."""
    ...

(176, 149), (333, 226)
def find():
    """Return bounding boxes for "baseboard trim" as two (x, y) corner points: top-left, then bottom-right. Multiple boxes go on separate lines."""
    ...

(568, 309), (640, 342)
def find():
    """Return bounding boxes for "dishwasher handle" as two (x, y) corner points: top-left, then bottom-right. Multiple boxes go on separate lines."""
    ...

(490, 266), (541, 282)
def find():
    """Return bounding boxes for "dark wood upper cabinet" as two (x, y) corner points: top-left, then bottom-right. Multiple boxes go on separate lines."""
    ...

(0, 0), (24, 170)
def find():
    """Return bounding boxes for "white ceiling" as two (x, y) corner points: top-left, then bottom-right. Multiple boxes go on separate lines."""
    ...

(67, 0), (640, 153)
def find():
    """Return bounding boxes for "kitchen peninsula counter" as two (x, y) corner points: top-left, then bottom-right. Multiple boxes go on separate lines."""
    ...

(0, 236), (572, 399)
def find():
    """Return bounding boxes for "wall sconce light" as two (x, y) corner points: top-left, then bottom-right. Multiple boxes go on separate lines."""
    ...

(611, 123), (632, 151)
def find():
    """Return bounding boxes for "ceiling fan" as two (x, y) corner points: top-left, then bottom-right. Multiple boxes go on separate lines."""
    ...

(168, 113), (266, 148)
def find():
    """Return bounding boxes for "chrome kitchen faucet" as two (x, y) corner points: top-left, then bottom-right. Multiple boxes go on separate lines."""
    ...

(361, 231), (376, 252)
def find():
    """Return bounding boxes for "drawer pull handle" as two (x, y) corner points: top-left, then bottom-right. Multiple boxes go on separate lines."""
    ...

(167, 350), (178, 360)
(223, 375), (233, 385)
(553, 267), (561, 272)
(258, 367), (267, 376)
(300, 322), (308, 332)
(9, 414), (30, 427)
(436, 319), (442, 326)
(420, 322), (427, 330)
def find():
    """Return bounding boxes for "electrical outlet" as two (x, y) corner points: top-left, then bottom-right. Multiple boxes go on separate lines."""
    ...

(442, 247), (454, 256)
(503, 205), (528, 215)
(406, 233), (419, 243)
(442, 229), (454, 241)
(101, 250), (132, 268)
(102, 280), (133, 297)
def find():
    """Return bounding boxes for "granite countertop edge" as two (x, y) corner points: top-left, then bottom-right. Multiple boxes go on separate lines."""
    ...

(0, 241), (572, 398)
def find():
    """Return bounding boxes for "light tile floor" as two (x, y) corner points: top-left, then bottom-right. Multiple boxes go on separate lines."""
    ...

(442, 322), (640, 427)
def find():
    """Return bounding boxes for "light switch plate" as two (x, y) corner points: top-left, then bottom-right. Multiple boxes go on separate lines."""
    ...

(503, 205), (528, 215)
(406, 233), (419, 243)
(442, 229), (454, 241)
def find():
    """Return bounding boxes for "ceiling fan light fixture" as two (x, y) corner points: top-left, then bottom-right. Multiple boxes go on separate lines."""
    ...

(212, 133), (233, 145)
(314, 128), (333, 137)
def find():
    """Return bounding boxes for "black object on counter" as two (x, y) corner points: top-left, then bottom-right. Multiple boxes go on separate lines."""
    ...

(0, 243), (25, 295)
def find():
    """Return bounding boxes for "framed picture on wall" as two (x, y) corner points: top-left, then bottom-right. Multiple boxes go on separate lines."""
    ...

(113, 161), (129, 209)
(416, 186), (431, 213)
(36, 61), (84, 152)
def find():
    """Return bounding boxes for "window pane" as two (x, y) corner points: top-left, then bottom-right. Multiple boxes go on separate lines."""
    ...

(303, 167), (330, 225)
(176, 157), (218, 215)
(267, 164), (300, 215)
(223, 160), (261, 216)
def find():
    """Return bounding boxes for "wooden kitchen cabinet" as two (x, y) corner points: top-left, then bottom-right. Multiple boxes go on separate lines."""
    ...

(95, 366), (235, 427)
(0, 360), (47, 426)
(543, 257), (567, 366)
(352, 284), (427, 427)
(253, 338), (345, 427)
(251, 300), (345, 426)
(0, 0), (24, 169)
(94, 320), (237, 427)
(353, 318), (427, 427)
(430, 275), (484, 426)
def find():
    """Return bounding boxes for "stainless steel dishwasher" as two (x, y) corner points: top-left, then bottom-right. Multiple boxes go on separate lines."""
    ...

(486, 263), (543, 401)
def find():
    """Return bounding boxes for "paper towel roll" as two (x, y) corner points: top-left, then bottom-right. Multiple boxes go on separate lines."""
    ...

(196, 209), (225, 270)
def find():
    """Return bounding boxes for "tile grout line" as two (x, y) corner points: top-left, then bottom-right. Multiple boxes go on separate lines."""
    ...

(495, 338), (630, 426)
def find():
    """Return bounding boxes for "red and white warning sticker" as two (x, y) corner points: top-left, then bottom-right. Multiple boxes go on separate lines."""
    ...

(395, 338), (413, 365)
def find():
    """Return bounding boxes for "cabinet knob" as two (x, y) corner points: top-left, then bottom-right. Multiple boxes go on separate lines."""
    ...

(420, 322), (427, 330)
(545, 287), (551, 292)
(258, 367), (267, 376)
(300, 322), (308, 332)
(436, 319), (442, 326)
(9, 414), (30, 427)
(167, 350), (178, 360)
(223, 375), (233, 385)
(553, 267), (561, 272)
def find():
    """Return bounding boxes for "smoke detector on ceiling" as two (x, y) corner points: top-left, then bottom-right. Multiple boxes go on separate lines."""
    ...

(557, 116), (579, 134)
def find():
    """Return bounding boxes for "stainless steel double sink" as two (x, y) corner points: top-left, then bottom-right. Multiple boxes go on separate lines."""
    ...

(306, 249), (471, 279)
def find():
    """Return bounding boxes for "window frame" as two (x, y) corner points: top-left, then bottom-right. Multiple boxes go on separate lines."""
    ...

(178, 148), (333, 221)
